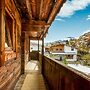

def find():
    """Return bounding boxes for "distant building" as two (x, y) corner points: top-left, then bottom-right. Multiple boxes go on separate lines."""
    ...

(45, 44), (77, 61)
(50, 44), (64, 53)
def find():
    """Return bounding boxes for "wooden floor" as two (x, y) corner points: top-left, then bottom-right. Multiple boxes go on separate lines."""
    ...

(14, 60), (47, 90)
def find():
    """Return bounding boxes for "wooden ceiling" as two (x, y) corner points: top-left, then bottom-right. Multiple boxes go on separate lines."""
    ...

(14, 0), (66, 40)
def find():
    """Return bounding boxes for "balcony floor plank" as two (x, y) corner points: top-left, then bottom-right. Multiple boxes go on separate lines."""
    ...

(14, 60), (47, 90)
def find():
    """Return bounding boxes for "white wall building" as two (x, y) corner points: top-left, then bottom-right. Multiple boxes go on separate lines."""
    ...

(64, 46), (77, 61)
(51, 45), (77, 61)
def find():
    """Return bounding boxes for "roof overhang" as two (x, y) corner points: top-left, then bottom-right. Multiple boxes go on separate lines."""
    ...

(14, 0), (66, 40)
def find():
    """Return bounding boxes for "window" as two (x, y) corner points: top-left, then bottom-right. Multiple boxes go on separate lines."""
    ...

(71, 48), (74, 51)
(60, 49), (62, 51)
(5, 11), (13, 48)
(56, 48), (58, 51)
(67, 55), (73, 59)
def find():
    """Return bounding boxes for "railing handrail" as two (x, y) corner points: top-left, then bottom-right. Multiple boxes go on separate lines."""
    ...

(44, 55), (90, 81)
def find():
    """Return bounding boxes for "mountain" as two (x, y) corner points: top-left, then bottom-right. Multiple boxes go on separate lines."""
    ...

(45, 40), (67, 47)
(79, 32), (90, 47)
(69, 32), (90, 53)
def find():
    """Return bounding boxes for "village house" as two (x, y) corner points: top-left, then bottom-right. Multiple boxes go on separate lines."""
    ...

(46, 43), (77, 61)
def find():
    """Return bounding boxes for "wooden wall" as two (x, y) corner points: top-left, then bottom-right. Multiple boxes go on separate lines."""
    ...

(0, 0), (21, 89)
(50, 44), (64, 53)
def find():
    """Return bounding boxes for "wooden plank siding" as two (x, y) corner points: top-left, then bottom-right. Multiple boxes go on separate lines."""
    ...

(0, 0), (21, 89)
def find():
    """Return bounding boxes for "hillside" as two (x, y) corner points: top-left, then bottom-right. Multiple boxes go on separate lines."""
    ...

(69, 32), (90, 53)
(78, 32), (90, 48)
(46, 32), (90, 53)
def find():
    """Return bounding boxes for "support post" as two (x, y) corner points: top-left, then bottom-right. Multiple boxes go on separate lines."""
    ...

(42, 38), (44, 56)
(0, 0), (5, 66)
(38, 39), (39, 60)
(29, 37), (31, 61)
(21, 31), (25, 74)
(42, 38), (44, 73)
(12, 21), (15, 51)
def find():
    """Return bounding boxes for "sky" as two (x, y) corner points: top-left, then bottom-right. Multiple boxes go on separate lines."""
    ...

(45, 0), (90, 43)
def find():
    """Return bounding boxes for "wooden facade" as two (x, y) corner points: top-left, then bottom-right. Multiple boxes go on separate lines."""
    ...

(50, 44), (64, 53)
(0, 0), (21, 89)
(0, 0), (66, 89)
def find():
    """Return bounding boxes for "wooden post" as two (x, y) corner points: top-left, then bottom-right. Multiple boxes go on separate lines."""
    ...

(0, 0), (5, 66)
(29, 37), (31, 61)
(15, 25), (18, 53)
(42, 37), (44, 73)
(12, 21), (15, 51)
(38, 39), (39, 60)
(42, 38), (44, 56)
(21, 31), (25, 74)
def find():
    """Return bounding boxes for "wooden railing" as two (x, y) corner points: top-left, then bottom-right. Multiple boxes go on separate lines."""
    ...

(41, 55), (90, 90)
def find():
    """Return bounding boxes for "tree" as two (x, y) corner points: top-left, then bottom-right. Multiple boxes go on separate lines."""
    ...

(81, 54), (90, 60)
(81, 54), (90, 65)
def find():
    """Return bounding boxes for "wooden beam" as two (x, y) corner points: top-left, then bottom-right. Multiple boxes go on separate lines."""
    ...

(30, 37), (42, 40)
(39, 0), (66, 39)
(0, 0), (5, 66)
(39, 0), (43, 20)
(30, 0), (36, 18)
(22, 21), (50, 31)
(36, 0), (40, 19)
(41, 0), (53, 20)
(23, 20), (47, 25)
(29, 24), (50, 28)
(40, 0), (66, 39)
(23, 24), (50, 29)
(39, 30), (45, 39)
(26, 0), (33, 19)
(22, 27), (42, 32)
(47, 0), (66, 24)
(39, 31), (42, 38)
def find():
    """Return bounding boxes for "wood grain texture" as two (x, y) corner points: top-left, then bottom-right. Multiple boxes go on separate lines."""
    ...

(42, 56), (90, 90)
(14, 0), (66, 39)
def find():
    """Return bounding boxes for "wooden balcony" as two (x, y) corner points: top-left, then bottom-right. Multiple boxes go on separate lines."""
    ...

(14, 52), (90, 90)
(0, 51), (90, 90)
(41, 55), (90, 90)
